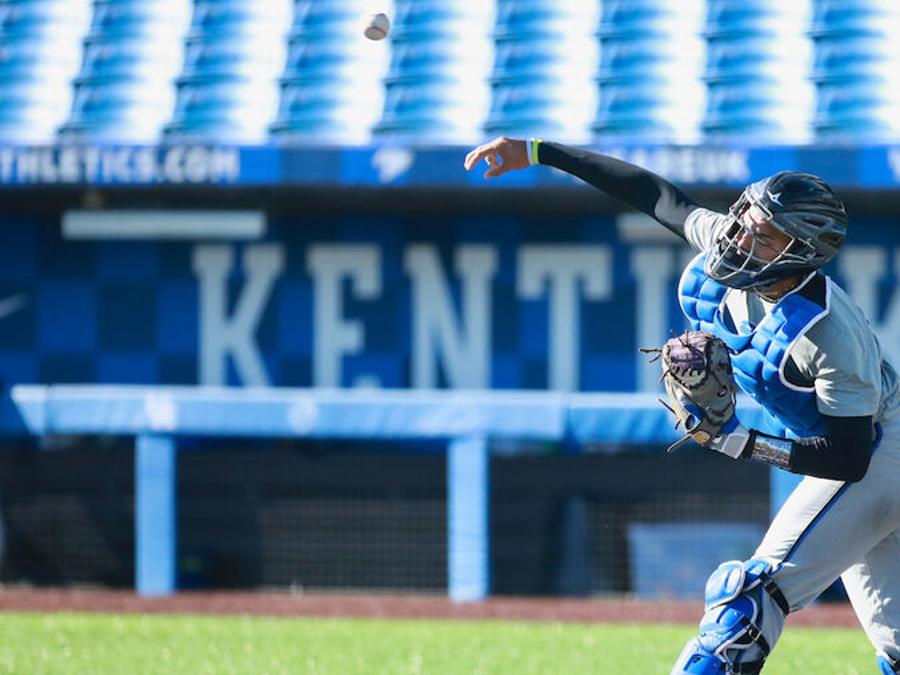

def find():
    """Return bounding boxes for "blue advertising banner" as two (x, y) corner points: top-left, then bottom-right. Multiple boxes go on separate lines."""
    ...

(0, 210), (898, 393)
(2, 144), (900, 189)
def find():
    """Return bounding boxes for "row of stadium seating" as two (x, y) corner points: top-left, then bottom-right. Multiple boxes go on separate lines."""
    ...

(2, 0), (900, 145)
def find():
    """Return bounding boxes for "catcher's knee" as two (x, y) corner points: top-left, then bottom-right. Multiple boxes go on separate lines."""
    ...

(671, 559), (788, 675)
(878, 652), (900, 674)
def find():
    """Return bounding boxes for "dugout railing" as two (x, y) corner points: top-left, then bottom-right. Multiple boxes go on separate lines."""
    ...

(8, 385), (793, 600)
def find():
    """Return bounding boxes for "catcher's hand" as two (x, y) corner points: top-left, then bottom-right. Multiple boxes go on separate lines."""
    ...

(464, 137), (529, 179)
(644, 331), (738, 453)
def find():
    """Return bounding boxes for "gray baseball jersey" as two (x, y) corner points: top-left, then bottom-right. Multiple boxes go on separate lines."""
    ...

(683, 206), (900, 667)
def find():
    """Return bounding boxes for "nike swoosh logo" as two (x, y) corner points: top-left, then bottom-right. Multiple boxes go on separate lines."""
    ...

(0, 293), (28, 320)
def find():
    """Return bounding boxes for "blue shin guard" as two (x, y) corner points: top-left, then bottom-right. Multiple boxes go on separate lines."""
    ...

(671, 559), (787, 675)
(878, 653), (900, 674)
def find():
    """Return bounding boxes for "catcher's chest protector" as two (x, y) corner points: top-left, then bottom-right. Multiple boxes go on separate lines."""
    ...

(678, 253), (828, 438)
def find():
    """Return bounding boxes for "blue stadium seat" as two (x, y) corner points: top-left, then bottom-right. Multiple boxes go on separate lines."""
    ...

(594, 0), (704, 142)
(270, 76), (370, 143)
(387, 38), (484, 82)
(59, 75), (178, 142)
(598, 33), (700, 80)
(390, 1), (484, 39)
(290, 0), (362, 39)
(79, 34), (182, 80)
(270, 2), (389, 143)
(271, 0), (389, 144)
(487, 0), (597, 142)
(810, 0), (896, 37)
(372, 1), (492, 143)
(700, 2), (813, 143)
(704, 0), (798, 37)
(375, 77), (490, 142)
(810, 1), (900, 140)
(599, 0), (698, 37)
(593, 75), (706, 142)
(186, 0), (287, 36)
(811, 35), (896, 80)
(181, 34), (286, 79)
(88, 0), (187, 38)
(0, 0), (88, 39)
(0, 0), (90, 142)
(164, 0), (291, 143)
(813, 76), (900, 141)
(165, 74), (281, 143)
(494, 0), (590, 38)
(493, 37), (581, 80)
(485, 77), (595, 142)
(0, 71), (74, 141)
(280, 36), (360, 80)
(58, 0), (189, 142)
(703, 78), (813, 142)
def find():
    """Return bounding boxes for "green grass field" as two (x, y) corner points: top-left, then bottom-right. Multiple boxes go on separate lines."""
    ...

(0, 612), (875, 675)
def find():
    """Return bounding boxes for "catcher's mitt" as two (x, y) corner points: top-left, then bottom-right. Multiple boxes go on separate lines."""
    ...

(643, 331), (737, 453)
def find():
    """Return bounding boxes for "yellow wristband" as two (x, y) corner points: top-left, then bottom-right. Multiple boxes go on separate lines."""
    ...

(528, 138), (542, 165)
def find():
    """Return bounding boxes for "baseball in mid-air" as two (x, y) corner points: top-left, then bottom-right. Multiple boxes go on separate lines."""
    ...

(363, 12), (391, 41)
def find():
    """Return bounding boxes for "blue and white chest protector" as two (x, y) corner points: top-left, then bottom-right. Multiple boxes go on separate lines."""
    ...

(678, 252), (829, 438)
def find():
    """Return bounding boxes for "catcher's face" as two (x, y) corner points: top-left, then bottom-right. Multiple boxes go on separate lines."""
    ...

(705, 196), (806, 294)
(735, 204), (792, 263)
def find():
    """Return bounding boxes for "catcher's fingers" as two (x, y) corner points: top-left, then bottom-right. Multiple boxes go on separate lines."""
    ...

(464, 137), (528, 178)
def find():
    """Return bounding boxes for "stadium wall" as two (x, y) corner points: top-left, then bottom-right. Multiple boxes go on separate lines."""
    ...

(0, 180), (897, 598)
(1, 185), (899, 395)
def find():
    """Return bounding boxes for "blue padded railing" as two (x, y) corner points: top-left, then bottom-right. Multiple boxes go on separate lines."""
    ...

(10, 385), (794, 601)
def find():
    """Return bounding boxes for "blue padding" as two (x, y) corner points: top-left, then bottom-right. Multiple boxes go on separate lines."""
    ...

(448, 436), (489, 602)
(672, 640), (728, 674)
(11, 385), (567, 440)
(10, 386), (780, 446)
(566, 393), (681, 444)
(878, 654), (899, 674)
(135, 434), (176, 596)
(705, 560), (746, 611)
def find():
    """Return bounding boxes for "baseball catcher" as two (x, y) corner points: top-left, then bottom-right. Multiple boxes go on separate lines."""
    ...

(466, 136), (900, 675)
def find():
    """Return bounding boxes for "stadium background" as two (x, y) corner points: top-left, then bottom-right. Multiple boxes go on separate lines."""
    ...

(0, 0), (899, 606)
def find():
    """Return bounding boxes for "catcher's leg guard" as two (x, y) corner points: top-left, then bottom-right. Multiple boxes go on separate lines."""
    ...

(878, 653), (900, 674)
(671, 559), (789, 675)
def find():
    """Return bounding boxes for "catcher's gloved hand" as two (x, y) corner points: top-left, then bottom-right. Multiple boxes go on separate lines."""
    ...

(643, 331), (740, 454)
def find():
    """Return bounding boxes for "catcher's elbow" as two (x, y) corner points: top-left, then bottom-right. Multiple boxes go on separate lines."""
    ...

(844, 452), (871, 483)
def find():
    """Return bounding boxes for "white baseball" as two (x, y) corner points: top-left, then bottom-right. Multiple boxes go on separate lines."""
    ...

(363, 12), (390, 41)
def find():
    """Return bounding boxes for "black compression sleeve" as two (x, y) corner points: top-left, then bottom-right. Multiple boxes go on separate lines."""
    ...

(747, 415), (875, 482)
(537, 141), (701, 240)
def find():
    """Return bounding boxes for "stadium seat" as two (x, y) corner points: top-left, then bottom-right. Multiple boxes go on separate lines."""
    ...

(701, 1), (812, 143)
(270, 0), (390, 144)
(62, 75), (179, 143)
(373, 0), (493, 143)
(289, 0), (363, 38)
(165, 74), (282, 143)
(0, 0), (90, 142)
(58, 0), (189, 143)
(186, 0), (285, 36)
(703, 78), (814, 143)
(594, 0), (704, 142)
(593, 75), (707, 143)
(164, 0), (291, 143)
(486, 0), (597, 143)
(810, 0), (900, 141)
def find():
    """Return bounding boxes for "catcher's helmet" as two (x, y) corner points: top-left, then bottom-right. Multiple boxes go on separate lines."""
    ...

(704, 171), (848, 291)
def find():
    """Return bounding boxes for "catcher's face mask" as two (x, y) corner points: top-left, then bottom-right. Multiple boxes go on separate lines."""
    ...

(705, 197), (801, 291)
(705, 172), (848, 291)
